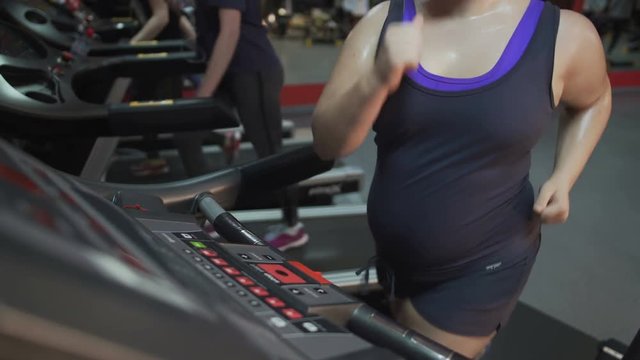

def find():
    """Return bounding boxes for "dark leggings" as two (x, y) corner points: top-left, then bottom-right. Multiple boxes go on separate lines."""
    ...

(175, 68), (299, 226)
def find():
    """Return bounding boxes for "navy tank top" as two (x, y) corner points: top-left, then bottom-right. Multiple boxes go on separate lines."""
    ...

(367, 0), (560, 278)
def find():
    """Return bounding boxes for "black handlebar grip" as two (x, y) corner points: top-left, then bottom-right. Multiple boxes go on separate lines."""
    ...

(347, 304), (470, 360)
(214, 213), (266, 246)
(236, 145), (334, 198)
(90, 39), (192, 56)
(107, 98), (237, 136)
(196, 194), (265, 246)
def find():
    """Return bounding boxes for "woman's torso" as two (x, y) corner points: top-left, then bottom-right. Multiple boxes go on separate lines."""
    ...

(367, 0), (560, 277)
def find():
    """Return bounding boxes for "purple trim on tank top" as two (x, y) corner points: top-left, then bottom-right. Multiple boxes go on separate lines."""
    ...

(404, 0), (544, 92)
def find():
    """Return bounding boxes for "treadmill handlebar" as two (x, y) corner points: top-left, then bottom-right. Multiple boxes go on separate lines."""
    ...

(107, 98), (238, 136)
(236, 145), (334, 198)
(348, 305), (470, 360)
(197, 194), (265, 246)
(90, 39), (194, 56)
(78, 145), (332, 212)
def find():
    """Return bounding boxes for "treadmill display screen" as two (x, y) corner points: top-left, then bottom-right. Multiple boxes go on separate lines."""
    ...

(0, 23), (46, 59)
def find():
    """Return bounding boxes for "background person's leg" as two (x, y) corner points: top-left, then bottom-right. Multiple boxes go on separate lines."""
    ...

(174, 82), (233, 178)
(227, 69), (305, 249)
(256, 68), (301, 228)
(227, 71), (281, 158)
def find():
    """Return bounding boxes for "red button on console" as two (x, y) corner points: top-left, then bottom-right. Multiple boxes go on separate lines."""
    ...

(249, 287), (269, 297)
(211, 258), (228, 266)
(265, 297), (286, 308)
(282, 308), (303, 320)
(200, 249), (218, 257)
(236, 276), (255, 286)
(223, 267), (241, 276)
(257, 264), (306, 284)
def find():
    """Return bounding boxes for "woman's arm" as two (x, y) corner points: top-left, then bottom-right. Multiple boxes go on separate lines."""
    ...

(312, 2), (424, 160)
(197, 8), (241, 97)
(130, 0), (170, 42)
(534, 10), (612, 223)
(178, 14), (197, 41)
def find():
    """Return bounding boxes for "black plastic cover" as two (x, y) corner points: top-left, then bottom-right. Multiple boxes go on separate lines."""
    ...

(236, 145), (334, 203)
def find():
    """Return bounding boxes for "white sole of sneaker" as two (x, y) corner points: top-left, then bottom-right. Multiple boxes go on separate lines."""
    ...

(277, 234), (310, 251)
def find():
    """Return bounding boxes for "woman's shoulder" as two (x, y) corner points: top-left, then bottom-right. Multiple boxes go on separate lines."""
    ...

(342, 1), (389, 48)
(555, 9), (602, 57)
(359, 1), (390, 27)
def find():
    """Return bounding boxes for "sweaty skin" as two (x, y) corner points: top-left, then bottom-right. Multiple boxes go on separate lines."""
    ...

(312, 0), (610, 223)
(312, 0), (610, 357)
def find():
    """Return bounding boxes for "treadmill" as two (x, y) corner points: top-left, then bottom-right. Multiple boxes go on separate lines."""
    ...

(0, 20), (233, 172)
(0, 15), (364, 207)
(0, 138), (469, 360)
(0, 0), (191, 56)
(0, 0), (297, 155)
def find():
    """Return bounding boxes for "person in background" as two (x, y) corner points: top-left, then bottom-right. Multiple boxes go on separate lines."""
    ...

(129, 0), (196, 177)
(189, 0), (307, 250)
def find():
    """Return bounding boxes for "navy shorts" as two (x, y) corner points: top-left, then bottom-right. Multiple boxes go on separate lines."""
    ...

(376, 237), (541, 337)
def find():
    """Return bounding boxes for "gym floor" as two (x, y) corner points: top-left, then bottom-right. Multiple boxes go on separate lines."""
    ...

(272, 37), (640, 347)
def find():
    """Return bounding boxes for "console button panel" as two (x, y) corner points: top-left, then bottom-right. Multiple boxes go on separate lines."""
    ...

(144, 225), (357, 340)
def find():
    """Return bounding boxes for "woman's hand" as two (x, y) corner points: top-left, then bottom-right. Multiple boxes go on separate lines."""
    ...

(374, 14), (424, 93)
(533, 176), (571, 224)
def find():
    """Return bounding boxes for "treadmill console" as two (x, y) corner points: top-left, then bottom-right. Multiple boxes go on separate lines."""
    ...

(135, 215), (390, 359)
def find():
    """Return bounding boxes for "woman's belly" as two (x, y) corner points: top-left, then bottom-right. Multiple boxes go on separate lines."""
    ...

(367, 162), (540, 274)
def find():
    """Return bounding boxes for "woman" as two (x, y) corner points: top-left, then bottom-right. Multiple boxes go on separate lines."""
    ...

(312, 0), (611, 358)
(190, 0), (307, 249)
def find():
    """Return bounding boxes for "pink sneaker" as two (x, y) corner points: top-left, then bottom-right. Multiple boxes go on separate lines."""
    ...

(264, 222), (309, 251)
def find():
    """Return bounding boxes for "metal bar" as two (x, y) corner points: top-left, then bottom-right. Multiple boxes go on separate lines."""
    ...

(80, 77), (131, 180)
